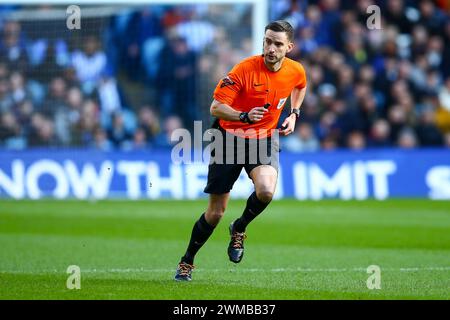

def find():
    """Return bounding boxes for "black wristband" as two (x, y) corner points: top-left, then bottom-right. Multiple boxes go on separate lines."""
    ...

(239, 112), (252, 123)
(290, 108), (300, 119)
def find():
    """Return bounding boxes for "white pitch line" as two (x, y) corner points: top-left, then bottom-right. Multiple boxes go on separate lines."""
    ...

(1, 266), (449, 274)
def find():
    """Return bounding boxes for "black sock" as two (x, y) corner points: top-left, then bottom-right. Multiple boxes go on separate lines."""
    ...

(181, 213), (215, 265)
(233, 192), (270, 233)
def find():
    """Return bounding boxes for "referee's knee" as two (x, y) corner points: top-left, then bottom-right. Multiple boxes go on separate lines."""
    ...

(205, 208), (225, 226)
(256, 190), (274, 204)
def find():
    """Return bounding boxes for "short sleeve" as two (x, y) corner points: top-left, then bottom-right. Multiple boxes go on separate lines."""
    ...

(296, 63), (307, 90)
(213, 63), (245, 106)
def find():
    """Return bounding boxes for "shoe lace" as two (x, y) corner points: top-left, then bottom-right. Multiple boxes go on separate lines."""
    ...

(178, 262), (194, 276)
(231, 232), (247, 249)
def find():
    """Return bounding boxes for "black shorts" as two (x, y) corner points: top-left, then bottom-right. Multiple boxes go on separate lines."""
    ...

(204, 126), (280, 194)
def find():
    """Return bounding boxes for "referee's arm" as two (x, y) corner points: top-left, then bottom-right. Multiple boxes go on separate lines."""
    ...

(210, 100), (267, 122)
(210, 100), (242, 121)
(280, 86), (307, 136)
(290, 86), (307, 112)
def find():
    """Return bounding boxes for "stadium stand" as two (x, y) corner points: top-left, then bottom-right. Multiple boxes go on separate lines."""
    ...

(0, 1), (449, 151)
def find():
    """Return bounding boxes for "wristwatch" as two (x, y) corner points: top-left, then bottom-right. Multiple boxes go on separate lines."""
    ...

(289, 108), (300, 119)
(239, 112), (252, 123)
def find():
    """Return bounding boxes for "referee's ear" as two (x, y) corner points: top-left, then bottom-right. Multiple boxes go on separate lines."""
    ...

(286, 41), (294, 54)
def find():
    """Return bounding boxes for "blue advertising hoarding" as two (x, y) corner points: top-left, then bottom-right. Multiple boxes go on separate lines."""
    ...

(0, 148), (449, 200)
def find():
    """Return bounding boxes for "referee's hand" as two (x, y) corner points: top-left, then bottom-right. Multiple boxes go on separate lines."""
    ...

(279, 113), (296, 136)
(248, 106), (268, 122)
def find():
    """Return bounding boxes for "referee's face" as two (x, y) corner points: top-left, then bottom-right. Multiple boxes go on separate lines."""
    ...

(263, 29), (293, 66)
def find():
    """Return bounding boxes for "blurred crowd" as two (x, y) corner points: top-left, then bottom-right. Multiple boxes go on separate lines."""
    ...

(0, 1), (450, 152)
(276, 0), (450, 152)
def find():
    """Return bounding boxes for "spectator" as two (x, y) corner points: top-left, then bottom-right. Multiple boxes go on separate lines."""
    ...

(0, 72), (14, 113)
(15, 100), (34, 134)
(387, 105), (408, 142)
(138, 106), (160, 143)
(444, 132), (450, 148)
(0, 21), (28, 72)
(154, 115), (183, 148)
(321, 135), (338, 150)
(418, 0), (446, 36)
(368, 119), (392, 148)
(346, 130), (366, 150)
(72, 100), (100, 146)
(416, 108), (443, 146)
(282, 122), (320, 153)
(28, 113), (57, 147)
(97, 70), (124, 115)
(175, 9), (215, 52)
(123, 7), (164, 81)
(316, 111), (337, 141)
(107, 112), (134, 149)
(397, 127), (419, 149)
(157, 36), (198, 128)
(132, 127), (149, 150)
(71, 36), (106, 92)
(91, 127), (112, 151)
(317, 0), (341, 48)
(42, 77), (67, 116)
(383, 0), (413, 34)
(297, 23), (319, 54)
(0, 112), (20, 144)
(9, 71), (30, 106)
(436, 77), (450, 132)
(65, 86), (83, 122)
(29, 41), (63, 83)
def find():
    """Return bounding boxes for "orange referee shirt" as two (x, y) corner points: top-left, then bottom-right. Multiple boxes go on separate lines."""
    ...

(213, 55), (307, 139)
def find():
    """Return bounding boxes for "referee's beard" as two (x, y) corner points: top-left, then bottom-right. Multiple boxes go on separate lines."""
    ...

(263, 52), (285, 69)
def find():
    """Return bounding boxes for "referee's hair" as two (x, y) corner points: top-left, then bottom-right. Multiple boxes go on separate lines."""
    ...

(265, 20), (294, 42)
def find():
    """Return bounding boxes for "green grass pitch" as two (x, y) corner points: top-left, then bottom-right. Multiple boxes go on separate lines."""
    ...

(0, 199), (449, 300)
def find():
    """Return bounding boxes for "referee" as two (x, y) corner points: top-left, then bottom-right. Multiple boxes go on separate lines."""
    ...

(175, 20), (307, 281)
